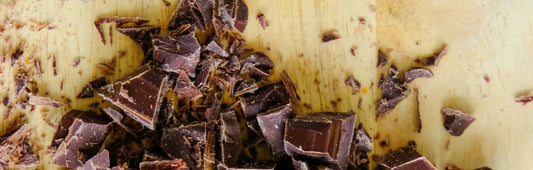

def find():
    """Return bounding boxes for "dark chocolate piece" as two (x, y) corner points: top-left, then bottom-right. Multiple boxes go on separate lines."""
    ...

(97, 65), (169, 130)
(27, 94), (63, 107)
(256, 104), (292, 158)
(345, 75), (361, 95)
(52, 110), (110, 146)
(376, 147), (436, 170)
(14, 151), (40, 168)
(204, 131), (216, 167)
(161, 123), (207, 170)
(117, 25), (161, 54)
(83, 149), (110, 170)
(140, 159), (189, 170)
(377, 49), (388, 67)
(284, 112), (355, 170)
(348, 125), (372, 170)
(377, 66), (410, 116)
(228, 39), (244, 55)
(215, 0), (248, 33)
(240, 52), (274, 81)
(280, 70), (300, 103)
(0, 124), (36, 169)
(405, 68), (433, 83)
(293, 158), (310, 170)
(94, 17), (151, 44)
(515, 93), (533, 105)
(34, 60), (43, 77)
(322, 30), (341, 43)
(51, 119), (110, 168)
(415, 46), (447, 67)
(152, 33), (201, 77)
(441, 108), (475, 136)
(77, 77), (108, 98)
(225, 55), (241, 73)
(240, 82), (290, 118)
(14, 72), (27, 95)
(257, 14), (269, 30)
(220, 111), (242, 165)
(205, 38), (229, 57)
(194, 59), (215, 92)
(102, 107), (135, 135)
(175, 70), (203, 101)
(2, 97), (8, 106)
(191, 0), (214, 29)
(234, 78), (258, 96)
(168, 0), (202, 31)
(10, 47), (23, 66)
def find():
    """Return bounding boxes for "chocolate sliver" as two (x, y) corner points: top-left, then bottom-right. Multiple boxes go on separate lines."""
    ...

(441, 108), (475, 136)
(234, 78), (258, 96)
(205, 38), (229, 57)
(220, 111), (242, 164)
(515, 93), (533, 105)
(405, 68), (433, 83)
(194, 59), (215, 92)
(415, 46), (447, 67)
(345, 75), (361, 95)
(98, 65), (168, 130)
(102, 108), (136, 135)
(175, 70), (203, 101)
(228, 39), (244, 55)
(225, 55), (241, 73)
(94, 17), (151, 44)
(83, 149), (110, 170)
(377, 49), (388, 67)
(78, 77), (107, 98)
(240, 82), (290, 118)
(204, 131), (216, 165)
(216, 0), (248, 33)
(240, 52), (274, 72)
(377, 66), (410, 116)
(161, 123), (207, 170)
(280, 70), (300, 103)
(117, 26), (161, 54)
(354, 125), (373, 153)
(191, 0), (214, 29)
(152, 33), (201, 77)
(284, 112), (355, 170)
(52, 110), (110, 145)
(241, 62), (270, 81)
(376, 147), (436, 170)
(256, 104), (292, 158)
(322, 30), (341, 43)
(257, 14), (269, 30)
(27, 94), (63, 107)
(140, 159), (189, 170)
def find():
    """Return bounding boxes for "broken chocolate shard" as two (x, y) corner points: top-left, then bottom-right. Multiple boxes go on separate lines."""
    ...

(234, 78), (258, 96)
(10, 47), (23, 66)
(322, 30), (341, 43)
(152, 33), (201, 77)
(416, 46), (447, 67)
(194, 59), (215, 92)
(345, 75), (361, 95)
(83, 149), (110, 170)
(77, 77), (108, 98)
(240, 82), (290, 118)
(348, 125), (372, 170)
(293, 158), (310, 170)
(441, 108), (475, 136)
(102, 107), (136, 135)
(117, 25), (161, 53)
(0, 124), (35, 169)
(94, 17), (151, 44)
(228, 39), (244, 55)
(405, 68), (433, 83)
(354, 125), (373, 153)
(280, 70), (300, 103)
(376, 147), (436, 170)
(515, 93), (533, 105)
(220, 111), (242, 165)
(51, 118), (111, 168)
(257, 14), (269, 30)
(140, 158), (189, 170)
(215, 0), (249, 33)
(14, 151), (40, 168)
(27, 93), (63, 107)
(377, 49), (388, 67)
(191, 0), (214, 29)
(161, 123), (207, 170)
(240, 52), (274, 80)
(205, 38), (229, 57)
(168, 0), (200, 31)
(377, 66), (410, 116)
(284, 112), (355, 170)
(97, 65), (169, 130)
(256, 104), (292, 158)
(175, 70), (203, 101)
(14, 72), (27, 95)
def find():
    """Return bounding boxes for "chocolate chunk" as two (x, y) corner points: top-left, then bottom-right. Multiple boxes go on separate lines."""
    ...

(345, 75), (361, 95)
(161, 123), (207, 170)
(441, 108), (475, 136)
(515, 93), (533, 105)
(234, 78), (258, 96)
(51, 119), (111, 168)
(293, 158), (310, 170)
(377, 66), (410, 116)
(52, 110), (110, 147)
(376, 147), (436, 170)
(0, 124), (35, 169)
(205, 91), (223, 122)
(405, 68), (433, 83)
(94, 17), (151, 44)
(192, 0), (214, 29)
(205, 37), (229, 57)
(152, 33), (201, 77)
(97, 65), (169, 130)
(240, 82), (290, 118)
(27, 93), (63, 107)
(256, 104), (292, 158)
(240, 52), (273, 74)
(194, 59), (215, 92)
(415, 46), (447, 67)
(174, 70), (203, 101)
(14, 72), (27, 95)
(225, 55), (242, 73)
(215, 0), (249, 33)
(414, 88), (422, 133)
(322, 30), (341, 43)
(83, 149), (110, 170)
(353, 125), (373, 153)
(228, 39), (245, 55)
(117, 25), (161, 53)
(220, 111), (242, 165)
(280, 70), (300, 103)
(10, 47), (23, 66)
(168, 0), (202, 31)
(140, 159), (189, 170)
(257, 14), (269, 30)
(284, 112), (355, 170)
(77, 77), (108, 98)
(377, 49), (388, 67)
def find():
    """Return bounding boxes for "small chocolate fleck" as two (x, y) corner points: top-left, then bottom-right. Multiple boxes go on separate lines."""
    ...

(345, 75), (361, 95)
(474, 166), (493, 170)
(515, 93), (533, 105)
(408, 140), (417, 149)
(380, 140), (388, 147)
(161, 0), (171, 7)
(415, 46), (447, 67)
(257, 14), (269, 30)
(377, 49), (388, 67)
(72, 58), (81, 67)
(358, 17), (366, 25)
(484, 75), (490, 83)
(34, 60), (43, 77)
(414, 88), (422, 133)
(60, 81), (64, 90)
(2, 97), (8, 106)
(53, 55), (57, 76)
(11, 47), (23, 66)
(322, 30), (341, 43)
(350, 47), (357, 56)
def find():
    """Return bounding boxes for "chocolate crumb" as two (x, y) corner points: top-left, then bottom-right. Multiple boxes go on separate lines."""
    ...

(280, 70), (300, 103)
(2, 97), (8, 106)
(380, 140), (388, 147)
(161, 0), (171, 7)
(515, 93), (533, 105)
(257, 14), (269, 30)
(358, 17), (366, 25)
(350, 47), (356, 56)
(405, 68), (433, 83)
(11, 47), (23, 66)
(322, 30), (340, 43)
(53, 55), (57, 76)
(415, 46), (447, 66)
(377, 49), (388, 67)
(60, 81), (64, 90)
(72, 58), (81, 67)
(345, 75), (361, 94)
(484, 75), (490, 83)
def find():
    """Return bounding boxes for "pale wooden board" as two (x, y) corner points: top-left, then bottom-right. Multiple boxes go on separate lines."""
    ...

(1, 0), (532, 169)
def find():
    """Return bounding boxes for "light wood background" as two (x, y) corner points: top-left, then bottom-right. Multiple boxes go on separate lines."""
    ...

(1, 0), (532, 169)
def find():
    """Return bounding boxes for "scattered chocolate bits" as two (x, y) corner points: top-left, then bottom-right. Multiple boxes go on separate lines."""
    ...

(322, 30), (341, 43)
(405, 68), (433, 83)
(345, 75), (361, 95)
(441, 108), (475, 136)
(376, 147), (436, 170)
(10, 47), (23, 66)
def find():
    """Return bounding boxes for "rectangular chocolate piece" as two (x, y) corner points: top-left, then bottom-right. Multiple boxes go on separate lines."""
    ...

(256, 104), (292, 158)
(376, 147), (436, 170)
(152, 33), (201, 77)
(284, 112), (355, 170)
(220, 111), (242, 165)
(97, 65), (169, 130)
(161, 123), (207, 170)
(441, 108), (475, 136)
(240, 82), (290, 118)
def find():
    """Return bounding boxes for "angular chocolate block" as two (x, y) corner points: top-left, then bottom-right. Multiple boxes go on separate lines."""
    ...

(215, 0), (248, 33)
(376, 147), (436, 170)
(140, 158), (189, 170)
(152, 33), (201, 77)
(161, 123), (207, 170)
(441, 108), (475, 136)
(83, 149), (110, 170)
(220, 111), (242, 165)
(240, 82), (290, 118)
(377, 66), (410, 116)
(206, 37), (229, 57)
(405, 68), (433, 83)
(98, 65), (169, 130)
(174, 70), (203, 101)
(234, 78), (258, 96)
(52, 110), (110, 146)
(256, 104), (292, 158)
(284, 112), (355, 170)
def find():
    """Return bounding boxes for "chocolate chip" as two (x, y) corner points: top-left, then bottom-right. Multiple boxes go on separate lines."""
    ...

(322, 30), (341, 43)
(441, 108), (475, 136)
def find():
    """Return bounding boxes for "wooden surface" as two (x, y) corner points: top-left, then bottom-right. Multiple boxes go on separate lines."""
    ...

(0, 0), (532, 169)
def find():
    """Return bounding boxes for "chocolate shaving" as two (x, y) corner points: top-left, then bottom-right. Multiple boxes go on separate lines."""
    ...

(345, 75), (361, 95)
(2, 97), (9, 106)
(405, 68), (433, 83)
(321, 30), (340, 43)
(77, 77), (108, 98)
(280, 70), (300, 103)
(441, 108), (475, 136)
(234, 78), (258, 96)
(376, 147), (436, 170)
(415, 46), (447, 67)
(34, 60), (43, 77)
(220, 111), (242, 165)
(94, 17), (151, 44)
(515, 93), (533, 105)
(27, 94), (63, 107)
(14, 72), (27, 95)
(0, 124), (37, 169)
(414, 88), (422, 133)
